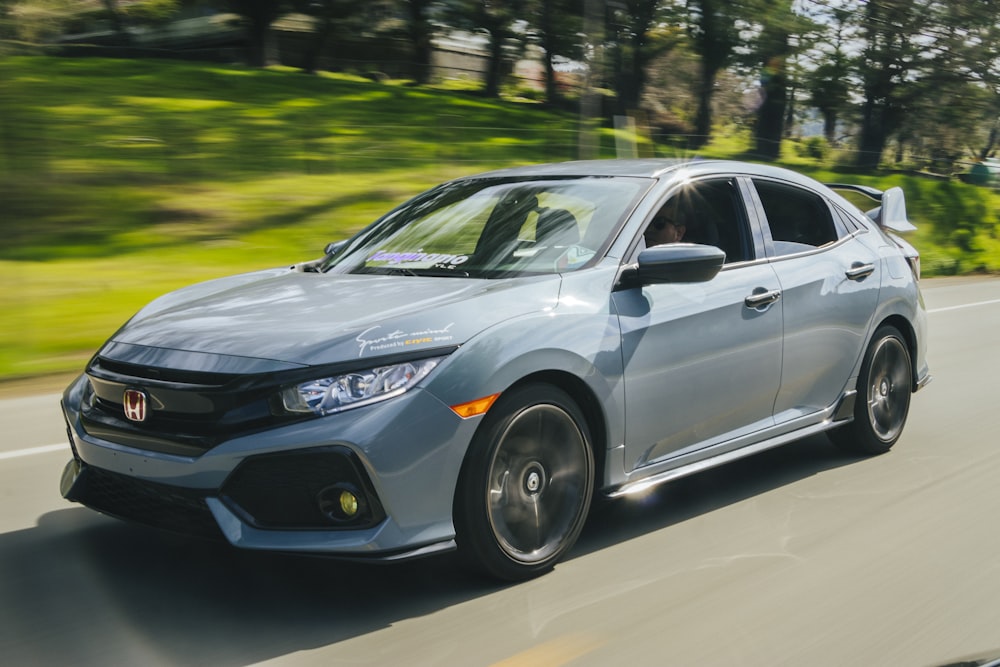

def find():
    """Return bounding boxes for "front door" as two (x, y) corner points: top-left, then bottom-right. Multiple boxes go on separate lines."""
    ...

(614, 262), (783, 471)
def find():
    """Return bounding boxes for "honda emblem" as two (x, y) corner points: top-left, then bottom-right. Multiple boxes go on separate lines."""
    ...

(123, 388), (148, 423)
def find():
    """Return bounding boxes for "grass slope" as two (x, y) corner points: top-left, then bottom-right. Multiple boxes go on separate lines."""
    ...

(0, 56), (997, 381)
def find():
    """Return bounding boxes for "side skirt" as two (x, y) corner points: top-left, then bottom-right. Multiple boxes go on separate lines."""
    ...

(606, 391), (856, 499)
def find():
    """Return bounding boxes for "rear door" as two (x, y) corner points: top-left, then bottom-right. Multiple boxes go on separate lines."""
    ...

(746, 178), (881, 423)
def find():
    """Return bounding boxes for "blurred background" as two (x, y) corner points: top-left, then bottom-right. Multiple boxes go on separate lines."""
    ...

(1, 0), (998, 383)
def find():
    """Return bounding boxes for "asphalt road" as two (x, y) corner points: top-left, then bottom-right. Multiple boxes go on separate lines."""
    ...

(2, 276), (999, 667)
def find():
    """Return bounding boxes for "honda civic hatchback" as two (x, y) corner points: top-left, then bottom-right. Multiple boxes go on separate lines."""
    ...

(59, 159), (930, 580)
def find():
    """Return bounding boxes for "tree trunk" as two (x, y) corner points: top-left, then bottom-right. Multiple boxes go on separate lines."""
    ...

(617, 31), (648, 113)
(540, 1), (558, 105)
(301, 14), (334, 74)
(407, 0), (433, 84)
(483, 34), (505, 98)
(783, 81), (796, 138)
(823, 111), (837, 144)
(100, 0), (131, 45)
(754, 57), (788, 160)
(856, 98), (888, 170)
(543, 48), (558, 105)
(692, 63), (718, 149)
(247, 15), (274, 67)
(979, 122), (998, 160)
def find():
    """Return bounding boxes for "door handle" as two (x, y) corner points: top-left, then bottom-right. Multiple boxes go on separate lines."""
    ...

(745, 289), (781, 308)
(846, 262), (875, 281)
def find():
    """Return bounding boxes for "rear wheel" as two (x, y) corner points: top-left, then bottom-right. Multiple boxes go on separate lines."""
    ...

(455, 384), (594, 581)
(829, 325), (912, 455)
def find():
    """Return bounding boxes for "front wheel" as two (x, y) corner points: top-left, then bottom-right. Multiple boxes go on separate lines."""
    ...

(454, 384), (594, 581)
(829, 325), (912, 455)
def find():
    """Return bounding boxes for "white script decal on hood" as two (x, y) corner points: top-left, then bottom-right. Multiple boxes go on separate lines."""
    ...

(356, 323), (455, 356)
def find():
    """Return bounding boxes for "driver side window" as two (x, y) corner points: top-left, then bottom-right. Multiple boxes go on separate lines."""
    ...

(643, 178), (752, 264)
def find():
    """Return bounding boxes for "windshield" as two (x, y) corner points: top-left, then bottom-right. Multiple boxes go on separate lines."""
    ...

(322, 176), (650, 278)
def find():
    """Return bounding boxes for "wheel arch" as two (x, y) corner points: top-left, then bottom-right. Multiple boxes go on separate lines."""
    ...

(500, 370), (609, 485)
(873, 314), (919, 391)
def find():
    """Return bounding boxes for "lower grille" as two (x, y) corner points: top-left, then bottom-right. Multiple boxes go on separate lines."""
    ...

(221, 446), (386, 530)
(66, 464), (223, 540)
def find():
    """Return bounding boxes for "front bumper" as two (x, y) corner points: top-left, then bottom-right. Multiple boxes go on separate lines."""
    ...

(60, 374), (479, 559)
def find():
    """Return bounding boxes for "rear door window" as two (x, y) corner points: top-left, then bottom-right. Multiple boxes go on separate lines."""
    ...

(751, 179), (839, 257)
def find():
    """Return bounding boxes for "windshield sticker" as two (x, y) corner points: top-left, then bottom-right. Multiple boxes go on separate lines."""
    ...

(356, 323), (455, 356)
(368, 250), (469, 267)
(557, 246), (595, 271)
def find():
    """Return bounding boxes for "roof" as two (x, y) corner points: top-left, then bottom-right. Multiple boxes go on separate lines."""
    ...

(466, 159), (822, 185)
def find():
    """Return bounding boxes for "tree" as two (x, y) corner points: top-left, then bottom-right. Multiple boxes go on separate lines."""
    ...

(293, 0), (360, 75)
(849, 0), (1000, 171)
(227, 0), (288, 67)
(605, 0), (679, 115)
(853, 0), (933, 170)
(120, 0), (180, 26)
(1, 0), (82, 44)
(534, 0), (583, 105)
(802, 2), (854, 145)
(404, 0), (435, 84)
(685, 0), (743, 148)
(939, 0), (1000, 161)
(0, 0), (15, 45)
(437, 0), (528, 98)
(744, 0), (799, 159)
(99, 0), (132, 44)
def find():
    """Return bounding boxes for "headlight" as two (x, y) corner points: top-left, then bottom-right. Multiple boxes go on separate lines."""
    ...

(280, 356), (444, 416)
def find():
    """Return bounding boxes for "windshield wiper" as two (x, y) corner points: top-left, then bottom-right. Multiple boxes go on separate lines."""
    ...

(349, 266), (474, 278)
(412, 268), (472, 278)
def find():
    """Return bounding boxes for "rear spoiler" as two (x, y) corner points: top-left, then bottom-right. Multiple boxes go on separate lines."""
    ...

(825, 183), (917, 233)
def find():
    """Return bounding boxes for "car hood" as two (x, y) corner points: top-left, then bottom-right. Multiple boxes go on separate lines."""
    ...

(104, 269), (562, 369)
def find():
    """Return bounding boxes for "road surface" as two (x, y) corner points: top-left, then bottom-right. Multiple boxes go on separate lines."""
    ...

(1, 277), (999, 666)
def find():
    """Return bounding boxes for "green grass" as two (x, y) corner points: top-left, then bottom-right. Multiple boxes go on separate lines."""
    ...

(0, 55), (998, 382)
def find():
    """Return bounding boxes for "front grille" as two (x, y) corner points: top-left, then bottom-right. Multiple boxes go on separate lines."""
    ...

(94, 357), (244, 386)
(66, 464), (223, 540)
(80, 356), (307, 454)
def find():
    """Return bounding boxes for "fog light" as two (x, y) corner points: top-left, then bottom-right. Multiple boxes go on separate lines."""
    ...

(339, 490), (358, 517)
(317, 484), (366, 523)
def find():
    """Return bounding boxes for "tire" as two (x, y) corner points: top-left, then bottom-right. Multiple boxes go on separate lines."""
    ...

(454, 384), (594, 581)
(829, 325), (913, 455)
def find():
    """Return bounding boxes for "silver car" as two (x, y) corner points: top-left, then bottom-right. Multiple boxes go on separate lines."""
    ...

(59, 159), (931, 580)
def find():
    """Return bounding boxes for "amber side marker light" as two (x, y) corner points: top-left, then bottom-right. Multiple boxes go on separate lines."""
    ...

(450, 393), (500, 418)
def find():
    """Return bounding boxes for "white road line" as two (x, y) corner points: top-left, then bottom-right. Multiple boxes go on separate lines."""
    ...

(0, 443), (68, 461)
(929, 297), (1000, 314)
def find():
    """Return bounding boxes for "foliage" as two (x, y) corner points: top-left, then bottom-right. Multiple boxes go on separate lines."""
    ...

(1, 55), (999, 383)
(0, 0), (80, 42)
(0, 56), (580, 259)
(5, 0), (1000, 168)
(682, 0), (749, 148)
(434, 0), (529, 98)
(793, 136), (831, 162)
(122, 0), (181, 25)
(530, 0), (581, 104)
(402, 0), (435, 84)
(225, 0), (289, 66)
(798, 1), (853, 145)
(602, 0), (680, 114)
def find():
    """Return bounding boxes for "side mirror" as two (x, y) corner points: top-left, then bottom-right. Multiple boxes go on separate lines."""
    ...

(324, 240), (348, 256)
(633, 243), (726, 285)
(293, 240), (349, 273)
